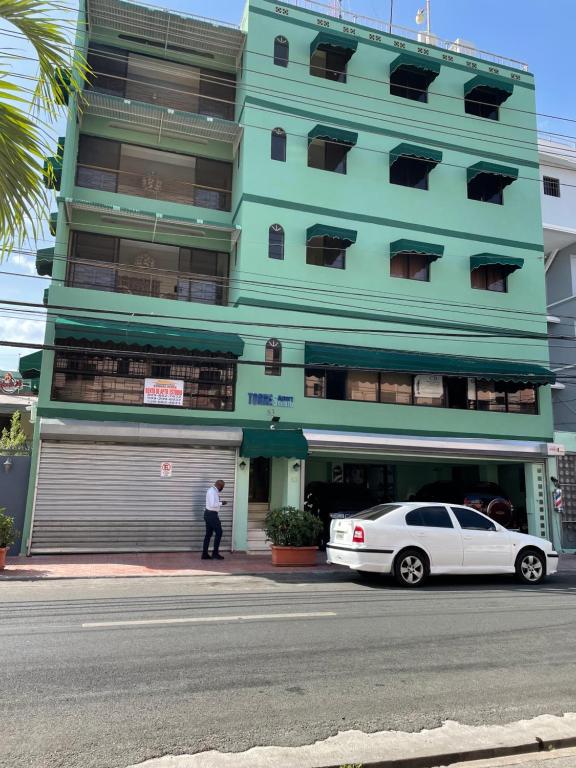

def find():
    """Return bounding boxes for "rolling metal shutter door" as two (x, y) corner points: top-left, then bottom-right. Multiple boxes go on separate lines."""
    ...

(31, 441), (236, 553)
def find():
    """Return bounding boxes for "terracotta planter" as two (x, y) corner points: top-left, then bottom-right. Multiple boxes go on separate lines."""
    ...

(0, 547), (7, 571)
(271, 545), (318, 567)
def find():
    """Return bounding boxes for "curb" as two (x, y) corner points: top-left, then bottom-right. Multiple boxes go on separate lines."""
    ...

(327, 734), (576, 768)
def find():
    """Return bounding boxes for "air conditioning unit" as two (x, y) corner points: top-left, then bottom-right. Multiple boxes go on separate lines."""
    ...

(449, 38), (476, 56)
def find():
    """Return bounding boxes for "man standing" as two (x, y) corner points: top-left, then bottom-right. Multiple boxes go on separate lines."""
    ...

(202, 480), (227, 560)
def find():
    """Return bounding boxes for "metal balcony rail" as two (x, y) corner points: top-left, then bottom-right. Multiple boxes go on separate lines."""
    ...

(287, 0), (529, 71)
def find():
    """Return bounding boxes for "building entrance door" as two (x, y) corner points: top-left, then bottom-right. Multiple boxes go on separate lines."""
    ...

(248, 457), (271, 552)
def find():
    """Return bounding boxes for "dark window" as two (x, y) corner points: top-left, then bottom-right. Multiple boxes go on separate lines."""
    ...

(471, 265), (507, 292)
(390, 157), (430, 189)
(306, 235), (346, 269)
(465, 88), (500, 120)
(451, 507), (496, 531)
(390, 66), (429, 102)
(543, 176), (561, 197)
(197, 69), (236, 120)
(86, 44), (127, 96)
(265, 338), (282, 376)
(67, 231), (229, 305)
(406, 506), (454, 528)
(274, 36), (289, 67)
(390, 252), (430, 281)
(308, 139), (348, 174)
(76, 135), (232, 211)
(271, 128), (286, 161)
(326, 369), (347, 399)
(445, 377), (469, 409)
(310, 48), (348, 82)
(505, 382), (538, 414)
(268, 224), (284, 260)
(467, 174), (504, 205)
(52, 343), (236, 411)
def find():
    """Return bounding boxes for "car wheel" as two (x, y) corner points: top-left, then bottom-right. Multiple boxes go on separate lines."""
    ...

(515, 549), (546, 585)
(394, 549), (429, 588)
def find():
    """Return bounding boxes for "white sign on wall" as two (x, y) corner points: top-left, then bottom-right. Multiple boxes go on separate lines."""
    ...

(414, 374), (443, 399)
(547, 443), (566, 457)
(144, 378), (184, 407)
(160, 462), (173, 478)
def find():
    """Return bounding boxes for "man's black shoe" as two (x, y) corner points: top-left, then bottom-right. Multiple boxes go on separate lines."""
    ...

(212, 554), (225, 560)
(201, 553), (212, 560)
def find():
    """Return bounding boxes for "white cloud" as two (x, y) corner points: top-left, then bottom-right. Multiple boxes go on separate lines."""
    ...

(8, 253), (37, 276)
(0, 317), (46, 346)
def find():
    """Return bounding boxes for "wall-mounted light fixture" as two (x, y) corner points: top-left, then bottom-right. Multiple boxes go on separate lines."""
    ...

(3, 457), (13, 473)
(270, 415), (280, 430)
(292, 462), (300, 471)
(239, 460), (247, 470)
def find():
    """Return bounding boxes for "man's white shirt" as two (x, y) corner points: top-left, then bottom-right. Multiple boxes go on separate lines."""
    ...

(206, 486), (222, 511)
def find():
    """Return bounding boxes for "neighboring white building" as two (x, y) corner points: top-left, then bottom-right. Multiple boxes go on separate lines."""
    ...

(541, 138), (576, 550)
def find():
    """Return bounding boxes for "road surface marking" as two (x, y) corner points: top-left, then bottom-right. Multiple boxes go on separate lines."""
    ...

(82, 611), (337, 628)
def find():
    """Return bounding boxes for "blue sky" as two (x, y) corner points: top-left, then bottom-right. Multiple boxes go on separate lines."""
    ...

(0, 0), (575, 372)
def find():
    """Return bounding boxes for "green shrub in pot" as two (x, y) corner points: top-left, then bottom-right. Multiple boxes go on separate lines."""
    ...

(264, 506), (323, 548)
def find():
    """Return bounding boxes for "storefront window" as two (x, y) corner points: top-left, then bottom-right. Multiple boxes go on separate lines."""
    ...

(380, 373), (413, 404)
(476, 381), (507, 412)
(347, 371), (379, 401)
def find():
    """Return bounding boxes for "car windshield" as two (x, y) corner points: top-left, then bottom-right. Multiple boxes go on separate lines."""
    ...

(351, 504), (402, 520)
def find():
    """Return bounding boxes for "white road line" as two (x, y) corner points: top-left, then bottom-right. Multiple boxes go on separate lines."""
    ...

(82, 611), (337, 628)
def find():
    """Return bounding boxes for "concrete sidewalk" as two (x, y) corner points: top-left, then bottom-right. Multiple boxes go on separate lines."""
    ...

(1, 551), (575, 581)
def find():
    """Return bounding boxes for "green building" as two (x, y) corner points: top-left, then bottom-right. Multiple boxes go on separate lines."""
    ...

(20, 0), (558, 554)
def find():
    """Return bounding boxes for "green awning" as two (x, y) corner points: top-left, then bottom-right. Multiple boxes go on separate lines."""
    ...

(304, 343), (555, 384)
(43, 156), (62, 191)
(390, 143), (443, 166)
(308, 124), (358, 147)
(307, 224), (357, 246)
(310, 31), (358, 61)
(470, 253), (524, 275)
(464, 74), (514, 104)
(54, 317), (245, 356)
(36, 247), (54, 277)
(467, 161), (518, 185)
(390, 239), (444, 261)
(49, 212), (58, 236)
(19, 351), (43, 378)
(240, 429), (308, 459)
(390, 52), (441, 77)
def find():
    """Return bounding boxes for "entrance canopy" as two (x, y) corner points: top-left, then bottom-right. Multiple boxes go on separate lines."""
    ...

(304, 342), (555, 384)
(241, 429), (308, 459)
(54, 316), (245, 356)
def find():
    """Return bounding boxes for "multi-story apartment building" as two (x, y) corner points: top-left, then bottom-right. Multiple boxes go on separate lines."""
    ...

(540, 138), (576, 550)
(20, 0), (557, 554)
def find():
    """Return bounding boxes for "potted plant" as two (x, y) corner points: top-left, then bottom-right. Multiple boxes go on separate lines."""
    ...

(0, 509), (17, 570)
(264, 506), (323, 566)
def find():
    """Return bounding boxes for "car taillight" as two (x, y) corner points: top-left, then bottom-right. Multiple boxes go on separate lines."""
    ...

(353, 525), (365, 543)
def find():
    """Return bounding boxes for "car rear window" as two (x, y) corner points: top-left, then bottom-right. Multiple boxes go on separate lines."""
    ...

(351, 504), (402, 520)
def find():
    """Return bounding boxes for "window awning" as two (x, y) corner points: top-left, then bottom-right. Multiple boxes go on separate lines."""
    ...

(306, 224), (357, 246)
(304, 343), (555, 384)
(240, 429), (308, 459)
(54, 317), (245, 356)
(464, 74), (514, 105)
(310, 31), (358, 61)
(36, 247), (54, 277)
(19, 351), (43, 377)
(390, 143), (443, 167)
(470, 254), (524, 275)
(390, 52), (441, 78)
(467, 161), (518, 186)
(308, 124), (358, 147)
(390, 239), (444, 261)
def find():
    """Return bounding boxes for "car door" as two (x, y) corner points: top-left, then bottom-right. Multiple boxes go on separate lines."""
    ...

(405, 505), (463, 570)
(451, 506), (513, 569)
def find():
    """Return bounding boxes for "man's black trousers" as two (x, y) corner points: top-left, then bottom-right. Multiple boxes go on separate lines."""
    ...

(203, 509), (222, 556)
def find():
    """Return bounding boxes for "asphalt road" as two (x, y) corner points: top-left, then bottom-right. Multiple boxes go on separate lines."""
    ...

(2, 570), (576, 768)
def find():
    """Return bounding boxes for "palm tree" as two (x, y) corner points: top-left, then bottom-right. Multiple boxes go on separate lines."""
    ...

(0, 0), (85, 255)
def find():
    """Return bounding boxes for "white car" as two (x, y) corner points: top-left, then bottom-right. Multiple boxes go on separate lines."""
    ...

(326, 502), (559, 587)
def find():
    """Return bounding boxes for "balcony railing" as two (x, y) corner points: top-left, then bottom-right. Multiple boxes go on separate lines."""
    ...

(76, 162), (232, 212)
(66, 258), (228, 306)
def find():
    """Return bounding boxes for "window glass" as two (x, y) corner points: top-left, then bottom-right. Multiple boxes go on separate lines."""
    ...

(380, 373), (413, 404)
(346, 371), (379, 402)
(310, 49), (348, 82)
(471, 266), (507, 292)
(352, 504), (401, 520)
(406, 506), (453, 528)
(308, 139), (348, 173)
(476, 381), (506, 412)
(265, 339), (282, 376)
(465, 88), (499, 120)
(76, 135), (120, 192)
(305, 368), (326, 398)
(390, 67), (429, 102)
(468, 175), (504, 204)
(543, 176), (560, 197)
(273, 36), (289, 67)
(268, 224), (284, 259)
(452, 507), (496, 530)
(506, 383), (537, 414)
(306, 236), (346, 269)
(390, 252), (430, 281)
(86, 45), (127, 96)
(271, 128), (286, 161)
(390, 157), (430, 189)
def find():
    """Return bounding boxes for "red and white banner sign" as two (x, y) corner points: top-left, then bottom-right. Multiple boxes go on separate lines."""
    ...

(143, 378), (184, 407)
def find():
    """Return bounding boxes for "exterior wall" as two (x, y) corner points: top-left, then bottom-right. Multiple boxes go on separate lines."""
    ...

(540, 144), (576, 233)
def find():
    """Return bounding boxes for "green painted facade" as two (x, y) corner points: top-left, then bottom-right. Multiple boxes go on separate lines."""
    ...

(21, 0), (559, 554)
